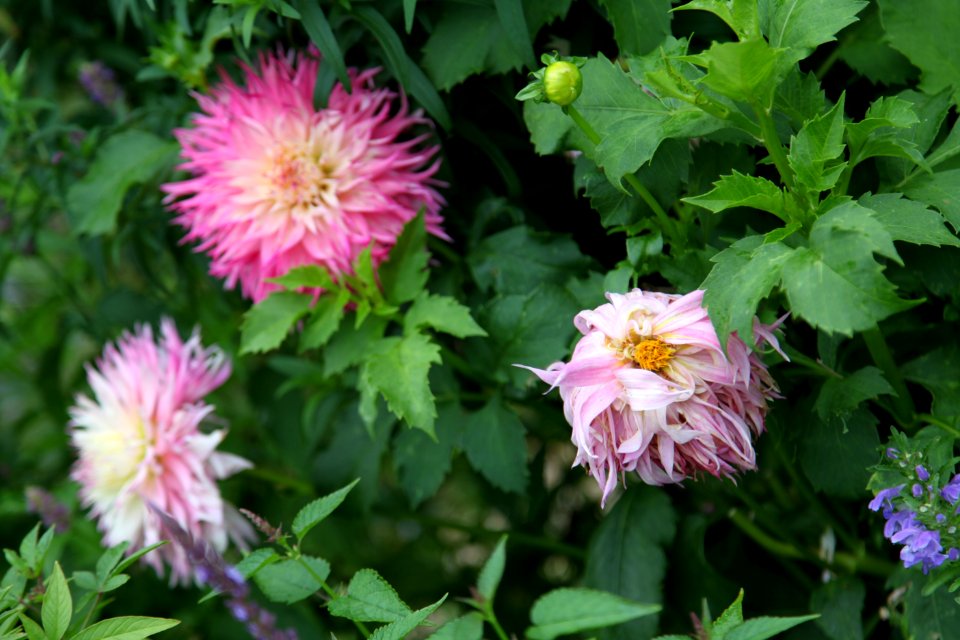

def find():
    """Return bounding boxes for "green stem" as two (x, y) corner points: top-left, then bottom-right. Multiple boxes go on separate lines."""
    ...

(484, 608), (510, 640)
(917, 414), (960, 439)
(753, 103), (796, 191)
(245, 466), (314, 496)
(728, 509), (804, 559)
(862, 325), (915, 424)
(815, 46), (842, 81)
(563, 104), (679, 241)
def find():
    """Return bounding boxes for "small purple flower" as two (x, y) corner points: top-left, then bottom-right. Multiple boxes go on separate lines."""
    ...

(886, 447), (899, 459)
(916, 465), (930, 481)
(937, 513), (947, 523)
(950, 548), (960, 561)
(900, 528), (948, 573)
(942, 474), (960, 505)
(78, 61), (123, 107)
(912, 484), (924, 498)
(869, 485), (904, 516)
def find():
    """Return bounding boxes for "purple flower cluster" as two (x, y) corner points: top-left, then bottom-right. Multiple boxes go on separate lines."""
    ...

(151, 507), (297, 640)
(869, 468), (960, 574)
(78, 61), (123, 107)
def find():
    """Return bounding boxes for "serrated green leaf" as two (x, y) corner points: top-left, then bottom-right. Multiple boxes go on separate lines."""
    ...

(712, 590), (745, 636)
(494, 0), (535, 68)
(526, 588), (660, 640)
(66, 131), (178, 236)
(403, 293), (486, 338)
(781, 202), (912, 334)
(859, 193), (960, 247)
(240, 291), (313, 354)
(693, 39), (787, 108)
(877, 0), (960, 101)
(323, 315), (389, 376)
(253, 556), (330, 604)
(379, 212), (428, 305)
(846, 97), (918, 151)
(760, 0), (866, 63)
(299, 290), (350, 351)
(600, 0), (672, 55)
(462, 397), (528, 493)
(788, 94), (847, 192)
(468, 226), (593, 295)
(68, 616), (180, 640)
(814, 366), (893, 420)
(291, 0), (349, 91)
(235, 548), (279, 579)
(292, 478), (360, 542)
(364, 332), (441, 435)
(683, 172), (790, 219)
(725, 614), (819, 640)
(42, 563), (70, 640)
(268, 265), (335, 290)
(904, 169), (960, 232)
(584, 487), (676, 640)
(702, 237), (793, 349)
(674, 0), (760, 40)
(393, 404), (461, 507)
(368, 594), (447, 640)
(836, 7), (914, 86)
(428, 613), (483, 640)
(328, 569), (412, 623)
(476, 535), (508, 604)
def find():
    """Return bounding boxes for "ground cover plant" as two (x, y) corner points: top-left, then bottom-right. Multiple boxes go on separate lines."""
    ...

(3, 0), (960, 638)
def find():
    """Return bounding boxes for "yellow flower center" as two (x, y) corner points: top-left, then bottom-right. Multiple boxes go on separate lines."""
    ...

(610, 335), (675, 372)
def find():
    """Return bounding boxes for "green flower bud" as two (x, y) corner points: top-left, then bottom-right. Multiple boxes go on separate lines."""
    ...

(543, 61), (582, 106)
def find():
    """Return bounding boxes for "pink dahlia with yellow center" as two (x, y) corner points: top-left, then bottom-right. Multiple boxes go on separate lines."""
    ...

(522, 289), (785, 505)
(69, 319), (253, 583)
(163, 49), (446, 301)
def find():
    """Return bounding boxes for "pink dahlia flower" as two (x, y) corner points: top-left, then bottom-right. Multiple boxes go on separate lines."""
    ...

(163, 49), (446, 302)
(521, 289), (785, 505)
(68, 318), (253, 583)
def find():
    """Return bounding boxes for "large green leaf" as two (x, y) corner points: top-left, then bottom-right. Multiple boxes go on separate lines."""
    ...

(903, 169), (960, 231)
(462, 396), (528, 493)
(788, 94), (847, 192)
(66, 131), (178, 235)
(584, 487), (676, 640)
(810, 578), (865, 640)
(240, 291), (314, 354)
(693, 39), (787, 108)
(291, 0), (350, 91)
(526, 589), (660, 640)
(760, 0), (867, 63)
(328, 569), (412, 623)
(781, 201), (912, 334)
(877, 0), (960, 101)
(253, 557), (330, 604)
(392, 404), (462, 507)
(363, 332), (441, 435)
(599, 0), (672, 55)
(799, 407), (879, 498)
(814, 366), (892, 420)
(859, 193), (960, 247)
(701, 236), (793, 348)
(291, 478), (360, 542)
(67, 617), (180, 640)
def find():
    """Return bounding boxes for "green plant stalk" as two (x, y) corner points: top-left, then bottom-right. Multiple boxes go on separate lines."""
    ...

(483, 606), (510, 640)
(752, 103), (796, 191)
(917, 413), (960, 439)
(563, 104), (680, 241)
(862, 326), (916, 424)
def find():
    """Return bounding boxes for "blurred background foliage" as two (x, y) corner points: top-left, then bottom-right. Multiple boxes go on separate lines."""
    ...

(2, 0), (960, 638)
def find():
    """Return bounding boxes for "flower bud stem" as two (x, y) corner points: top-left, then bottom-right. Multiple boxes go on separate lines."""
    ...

(752, 102), (796, 192)
(563, 104), (680, 243)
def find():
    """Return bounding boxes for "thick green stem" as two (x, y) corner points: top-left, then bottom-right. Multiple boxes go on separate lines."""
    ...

(862, 326), (915, 424)
(485, 609), (510, 640)
(563, 104), (679, 241)
(753, 103), (796, 191)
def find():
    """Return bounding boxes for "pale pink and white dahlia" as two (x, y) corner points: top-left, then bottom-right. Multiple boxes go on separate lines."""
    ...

(68, 319), (253, 583)
(163, 49), (446, 302)
(522, 289), (785, 505)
